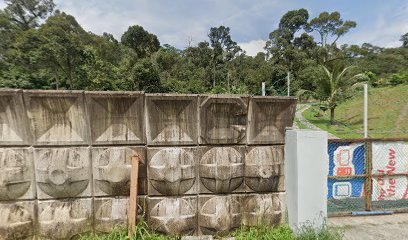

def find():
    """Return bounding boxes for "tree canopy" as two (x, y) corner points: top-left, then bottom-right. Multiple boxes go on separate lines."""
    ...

(0, 0), (407, 104)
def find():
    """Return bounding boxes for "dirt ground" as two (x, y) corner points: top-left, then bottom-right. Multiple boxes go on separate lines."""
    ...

(328, 213), (408, 240)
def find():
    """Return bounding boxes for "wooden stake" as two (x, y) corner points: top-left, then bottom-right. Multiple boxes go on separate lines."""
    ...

(128, 155), (139, 238)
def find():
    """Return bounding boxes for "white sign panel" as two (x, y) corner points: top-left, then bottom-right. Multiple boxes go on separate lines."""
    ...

(372, 175), (408, 201)
(372, 142), (408, 175)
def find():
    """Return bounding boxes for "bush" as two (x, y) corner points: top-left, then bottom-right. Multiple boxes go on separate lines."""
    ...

(80, 221), (343, 240)
(296, 222), (343, 240)
(232, 225), (295, 240)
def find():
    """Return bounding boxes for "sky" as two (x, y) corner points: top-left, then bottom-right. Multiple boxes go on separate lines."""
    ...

(2, 0), (408, 56)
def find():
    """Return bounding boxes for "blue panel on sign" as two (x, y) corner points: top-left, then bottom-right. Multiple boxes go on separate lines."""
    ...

(328, 142), (365, 177)
(328, 178), (364, 199)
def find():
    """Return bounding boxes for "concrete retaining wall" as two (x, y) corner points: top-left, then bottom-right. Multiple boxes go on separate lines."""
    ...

(0, 89), (296, 239)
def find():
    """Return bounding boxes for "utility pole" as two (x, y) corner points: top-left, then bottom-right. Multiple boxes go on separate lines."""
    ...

(262, 82), (266, 96)
(364, 84), (368, 138)
(287, 71), (291, 96)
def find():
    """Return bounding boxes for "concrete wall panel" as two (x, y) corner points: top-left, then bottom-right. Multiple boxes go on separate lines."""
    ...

(0, 148), (35, 200)
(35, 147), (91, 199)
(148, 147), (197, 196)
(37, 198), (92, 239)
(241, 193), (285, 226)
(198, 195), (241, 235)
(92, 146), (146, 196)
(146, 94), (198, 145)
(199, 96), (248, 144)
(245, 146), (285, 192)
(0, 201), (35, 239)
(86, 91), (145, 145)
(24, 90), (89, 145)
(0, 89), (31, 145)
(94, 196), (145, 233)
(247, 97), (296, 144)
(147, 196), (197, 236)
(199, 146), (245, 194)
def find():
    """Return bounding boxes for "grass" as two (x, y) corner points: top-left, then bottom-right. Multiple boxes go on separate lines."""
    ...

(294, 117), (308, 129)
(79, 219), (175, 240)
(79, 221), (343, 240)
(302, 85), (408, 139)
(302, 105), (363, 139)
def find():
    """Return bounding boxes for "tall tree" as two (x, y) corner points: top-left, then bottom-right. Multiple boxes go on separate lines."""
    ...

(121, 25), (160, 58)
(2, 0), (55, 30)
(401, 33), (408, 48)
(265, 9), (313, 95)
(306, 11), (356, 62)
(208, 26), (242, 88)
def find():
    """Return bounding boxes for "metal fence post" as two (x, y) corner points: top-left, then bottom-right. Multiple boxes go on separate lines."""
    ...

(365, 140), (373, 211)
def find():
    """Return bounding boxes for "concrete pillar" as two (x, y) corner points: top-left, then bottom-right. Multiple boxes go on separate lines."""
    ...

(285, 129), (328, 232)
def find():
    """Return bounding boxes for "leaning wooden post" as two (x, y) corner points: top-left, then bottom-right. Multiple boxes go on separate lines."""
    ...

(128, 155), (140, 238)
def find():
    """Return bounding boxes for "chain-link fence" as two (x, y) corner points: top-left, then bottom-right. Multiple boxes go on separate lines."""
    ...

(328, 138), (408, 216)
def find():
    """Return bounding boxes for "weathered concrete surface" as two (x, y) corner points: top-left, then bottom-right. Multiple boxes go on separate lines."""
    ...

(198, 195), (241, 235)
(38, 198), (92, 239)
(199, 146), (245, 194)
(241, 193), (285, 227)
(247, 97), (296, 144)
(94, 196), (145, 233)
(0, 89), (31, 145)
(86, 91), (145, 145)
(245, 146), (285, 192)
(148, 196), (197, 236)
(146, 94), (198, 145)
(148, 147), (197, 196)
(181, 236), (214, 240)
(0, 201), (35, 239)
(199, 96), (248, 144)
(93, 146), (147, 196)
(0, 148), (35, 200)
(24, 90), (89, 145)
(329, 214), (408, 240)
(0, 90), (297, 238)
(35, 147), (91, 199)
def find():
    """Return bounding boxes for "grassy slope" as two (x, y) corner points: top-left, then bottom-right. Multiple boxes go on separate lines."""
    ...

(303, 85), (408, 139)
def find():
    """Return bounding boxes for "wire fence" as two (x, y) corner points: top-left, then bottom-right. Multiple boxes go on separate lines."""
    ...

(327, 138), (408, 216)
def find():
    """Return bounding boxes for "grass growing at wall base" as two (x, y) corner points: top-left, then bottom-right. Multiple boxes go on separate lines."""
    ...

(79, 220), (343, 240)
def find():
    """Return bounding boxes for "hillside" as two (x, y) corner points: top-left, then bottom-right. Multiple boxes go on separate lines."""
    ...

(302, 85), (408, 139)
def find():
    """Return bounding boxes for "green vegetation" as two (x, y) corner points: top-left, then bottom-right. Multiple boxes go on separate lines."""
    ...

(302, 85), (408, 138)
(79, 220), (174, 240)
(1, 0), (408, 101)
(79, 221), (343, 240)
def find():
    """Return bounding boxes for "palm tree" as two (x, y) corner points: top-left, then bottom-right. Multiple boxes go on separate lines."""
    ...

(298, 64), (361, 125)
(321, 65), (353, 124)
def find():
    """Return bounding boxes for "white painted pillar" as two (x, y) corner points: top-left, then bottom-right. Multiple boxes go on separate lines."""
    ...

(363, 84), (368, 138)
(262, 82), (266, 96)
(285, 129), (328, 232)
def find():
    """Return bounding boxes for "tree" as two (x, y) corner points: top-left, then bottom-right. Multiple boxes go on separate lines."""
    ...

(131, 58), (162, 92)
(207, 26), (243, 88)
(317, 64), (356, 124)
(265, 9), (315, 95)
(2, 0), (55, 30)
(401, 33), (408, 48)
(121, 25), (160, 58)
(306, 11), (356, 62)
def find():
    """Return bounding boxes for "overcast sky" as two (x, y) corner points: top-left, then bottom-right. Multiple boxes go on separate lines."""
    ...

(2, 0), (408, 56)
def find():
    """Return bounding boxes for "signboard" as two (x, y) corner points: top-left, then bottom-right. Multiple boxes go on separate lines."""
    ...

(327, 142), (365, 200)
(328, 178), (364, 199)
(372, 175), (408, 201)
(328, 143), (365, 177)
(372, 142), (408, 175)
